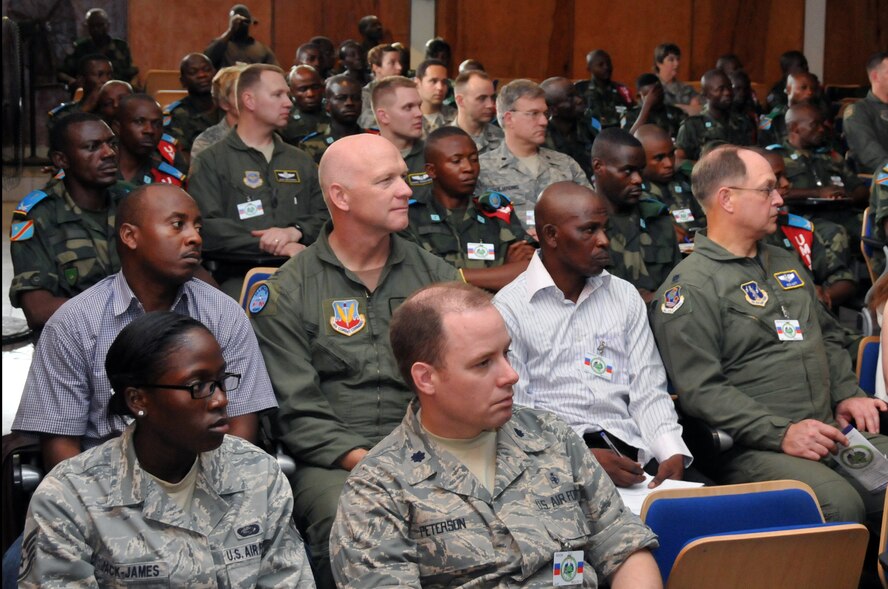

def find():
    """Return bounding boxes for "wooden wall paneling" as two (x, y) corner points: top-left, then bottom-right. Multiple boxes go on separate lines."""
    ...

(435, 0), (575, 82)
(572, 0), (694, 92)
(272, 0), (325, 69)
(824, 0), (888, 86)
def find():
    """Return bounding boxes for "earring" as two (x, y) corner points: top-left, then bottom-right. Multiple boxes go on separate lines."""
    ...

(137, 410), (145, 417)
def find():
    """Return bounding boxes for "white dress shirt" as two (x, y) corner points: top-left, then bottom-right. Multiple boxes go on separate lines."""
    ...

(493, 251), (691, 466)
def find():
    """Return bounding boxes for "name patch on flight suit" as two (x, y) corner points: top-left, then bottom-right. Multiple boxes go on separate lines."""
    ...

(328, 299), (366, 336)
(223, 541), (262, 565)
(275, 170), (301, 183)
(407, 172), (432, 186)
(416, 517), (467, 538)
(774, 270), (804, 289)
(741, 281), (768, 306)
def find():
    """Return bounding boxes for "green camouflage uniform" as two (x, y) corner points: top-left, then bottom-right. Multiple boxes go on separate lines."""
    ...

(605, 198), (682, 293)
(869, 162), (888, 274)
(675, 106), (755, 161)
(662, 80), (698, 107)
(46, 101), (83, 134)
(544, 122), (596, 179)
(466, 122), (504, 155)
(191, 118), (231, 160)
(574, 79), (634, 129)
(163, 96), (222, 154)
(19, 426), (314, 588)
(650, 234), (887, 523)
(9, 179), (125, 308)
(757, 104), (787, 147)
(620, 104), (685, 138)
(249, 225), (458, 587)
(843, 91), (888, 172)
(62, 37), (138, 82)
(476, 142), (591, 231)
(117, 133), (188, 188)
(402, 191), (532, 268)
(421, 104), (457, 139)
(330, 402), (658, 588)
(640, 170), (705, 237)
(280, 106), (331, 147)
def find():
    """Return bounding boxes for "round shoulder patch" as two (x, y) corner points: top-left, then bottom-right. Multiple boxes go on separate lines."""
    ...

(249, 284), (270, 314)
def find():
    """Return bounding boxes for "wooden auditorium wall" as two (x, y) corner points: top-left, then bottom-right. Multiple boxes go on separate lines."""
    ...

(823, 0), (888, 86)
(127, 0), (409, 76)
(436, 0), (805, 90)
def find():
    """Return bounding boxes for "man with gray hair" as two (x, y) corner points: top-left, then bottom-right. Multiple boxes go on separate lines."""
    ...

(476, 79), (590, 235)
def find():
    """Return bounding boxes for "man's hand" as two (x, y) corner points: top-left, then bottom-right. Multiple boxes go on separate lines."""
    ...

(781, 419), (847, 460)
(227, 12), (249, 36)
(505, 241), (535, 263)
(280, 242), (306, 257)
(590, 448), (646, 487)
(252, 227), (303, 256)
(338, 448), (369, 471)
(835, 396), (888, 434)
(648, 454), (684, 488)
(640, 82), (664, 111)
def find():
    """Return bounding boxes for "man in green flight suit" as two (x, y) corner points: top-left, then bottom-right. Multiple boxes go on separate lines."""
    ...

(10, 113), (125, 332)
(402, 126), (536, 291)
(650, 145), (888, 526)
(249, 134), (459, 589)
(592, 128), (681, 302)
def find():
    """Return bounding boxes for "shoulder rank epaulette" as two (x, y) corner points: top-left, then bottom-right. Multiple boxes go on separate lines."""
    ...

(780, 212), (813, 232)
(764, 144), (785, 151)
(299, 131), (321, 144)
(15, 189), (49, 214)
(408, 198), (418, 206)
(163, 99), (184, 115)
(157, 161), (186, 180)
(48, 103), (71, 117)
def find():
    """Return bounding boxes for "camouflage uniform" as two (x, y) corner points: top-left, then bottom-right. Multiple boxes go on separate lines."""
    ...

(574, 79), (634, 129)
(640, 170), (705, 237)
(605, 198), (682, 293)
(476, 143), (591, 231)
(764, 213), (855, 287)
(544, 122), (596, 180)
(620, 105), (685, 138)
(297, 125), (363, 164)
(757, 105), (787, 147)
(460, 122), (505, 155)
(249, 225), (458, 588)
(280, 107), (331, 147)
(843, 91), (888, 172)
(402, 191), (532, 268)
(62, 37), (138, 82)
(358, 84), (376, 129)
(9, 179), (124, 308)
(19, 426), (314, 588)
(163, 96), (222, 154)
(191, 118), (231, 161)
(117, 133), (188, 188)
(650, 234), (888, 523)
(662, 80), (698, 107)
(421, 104), (457, 139)
(330, 402), (658, 588)
(675, 106), (755, 161)
(869, 162), (888, 274)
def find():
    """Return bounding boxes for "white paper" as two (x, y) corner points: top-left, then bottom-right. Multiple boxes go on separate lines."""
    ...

(835, 426), (888, 493)
(616, 473), (704, 515)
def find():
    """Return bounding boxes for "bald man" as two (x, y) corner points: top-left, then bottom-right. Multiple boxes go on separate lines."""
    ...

(651, 146), (887, 525)
(250, 134), (459, 589)
(494, 181), (693, 489)
(280, 65), (330, 146)
(758, 71), (821, 146)
(164, 53), (221, 164)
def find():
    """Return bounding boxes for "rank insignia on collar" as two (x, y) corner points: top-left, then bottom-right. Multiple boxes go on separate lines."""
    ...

(774, 270), (804, 290)
(661, 285), (684, 314)
(741, 281), (768, 306)
(243, 171), (263, 189)
(330, 299), (366, 336)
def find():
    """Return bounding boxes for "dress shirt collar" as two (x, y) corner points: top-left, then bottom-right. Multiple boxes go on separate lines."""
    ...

(523, 250), (611, 305)
(110, 271), (189, 317)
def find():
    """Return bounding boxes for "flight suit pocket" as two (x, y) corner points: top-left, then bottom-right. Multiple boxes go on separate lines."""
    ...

(311, 338), (354, 378)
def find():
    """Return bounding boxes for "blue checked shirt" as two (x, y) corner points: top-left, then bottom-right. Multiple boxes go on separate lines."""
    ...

(12, 272), (277, 448)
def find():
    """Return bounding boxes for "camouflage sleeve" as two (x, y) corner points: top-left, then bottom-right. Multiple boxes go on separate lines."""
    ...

(555, 415), (658, 579)
(675, 119), (700, 161)
(844, 105), (888, 172)
(330, 470), (422, 588)
(873, 163), (888, 233)
(811, 220), (855, 287)
(9, 211), (63, 306)
(568, 157), (592, 188)
(165, 108), (192, 152)
(19, 474), (98, 588)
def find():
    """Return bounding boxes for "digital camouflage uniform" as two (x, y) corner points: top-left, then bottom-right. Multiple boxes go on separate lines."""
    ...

(544, 122), (596, 180)
(869, 162), (888, 275)
(9, 179), (125, 308)
(117, 133), (188, 188)
(640, 170), (705, 238)
(574, 79), (634, 129)
(280, 106), (331, 147)
(249, 225), (458, 587)
(605, 198), (682, 293)
(675, 106), (755, 161)
(662, 80), (698, 107)
(650, 234), (888, 523)
(330, 403), (658, 588)
(620, 104), (685, 138)
(190, 118), (231, 161)
(465, 122), (504, 155)
(61, 37), (138, 82)
(476, 142), (591, 231)
(421, 104), (457, 139)
(19, 426), (314, 588)
(402, 191), (532, 269)
(163, 96), (222, 154)
(843, 91), (888, 172)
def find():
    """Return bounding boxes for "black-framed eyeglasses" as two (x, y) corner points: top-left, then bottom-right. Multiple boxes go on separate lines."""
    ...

(138, 373), (241, 400)
(726, 186), (778, 197)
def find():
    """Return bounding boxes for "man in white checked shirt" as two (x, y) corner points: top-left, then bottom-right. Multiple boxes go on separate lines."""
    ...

(494, 180), (696, 488)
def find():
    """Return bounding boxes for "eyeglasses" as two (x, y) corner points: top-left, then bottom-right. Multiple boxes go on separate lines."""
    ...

(138, 373), (241, 400)
(726, 186), (778, 197)
(509, 109), (550, 120)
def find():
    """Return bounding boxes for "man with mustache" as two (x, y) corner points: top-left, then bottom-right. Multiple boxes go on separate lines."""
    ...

(10, 113), (127, 331)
